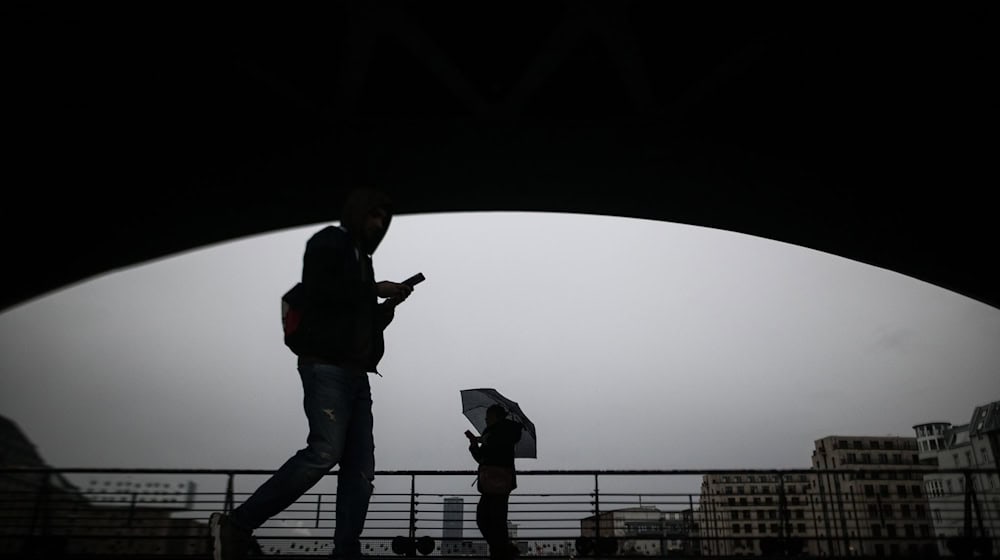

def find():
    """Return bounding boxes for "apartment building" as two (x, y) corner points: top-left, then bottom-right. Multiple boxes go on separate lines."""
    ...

(810, 435), (936, 557)
(914, 399), (1000, 556)
(696, 472), (812, 556)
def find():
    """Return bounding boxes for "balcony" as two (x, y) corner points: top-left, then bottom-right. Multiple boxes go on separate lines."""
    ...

(1, 467), (997, 559)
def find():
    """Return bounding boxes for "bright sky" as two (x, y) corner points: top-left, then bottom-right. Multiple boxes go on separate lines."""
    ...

(2, 212), (998, 478)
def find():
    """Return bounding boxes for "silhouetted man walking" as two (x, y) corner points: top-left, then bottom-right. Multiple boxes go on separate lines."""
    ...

(209, 186), (415, 560)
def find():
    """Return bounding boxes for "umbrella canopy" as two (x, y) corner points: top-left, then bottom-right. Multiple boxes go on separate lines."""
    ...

(461, 388), (537, 459)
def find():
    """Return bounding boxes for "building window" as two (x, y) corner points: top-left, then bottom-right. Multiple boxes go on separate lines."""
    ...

(864, 485), (875, 497)
(904, 525), (915, 538)
(870, 525), (881, 537)
(871, 440), (881, 450)
(758, 523), (766, 534)
(896, 484), (907, 497)
(879, 453), (889, 464)
(879, 485), (889, 497)
(900, 504), (911, 519)
(915, 505), (925, 519)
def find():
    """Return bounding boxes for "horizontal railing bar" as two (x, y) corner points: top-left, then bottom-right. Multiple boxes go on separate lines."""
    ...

(4, 466), (995, 475)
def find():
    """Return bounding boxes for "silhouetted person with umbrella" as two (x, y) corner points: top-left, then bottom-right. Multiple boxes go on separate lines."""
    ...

(465, 404), (523, 560)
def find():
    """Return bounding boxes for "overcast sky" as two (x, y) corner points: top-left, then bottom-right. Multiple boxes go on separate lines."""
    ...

(2, 212), (998, 480)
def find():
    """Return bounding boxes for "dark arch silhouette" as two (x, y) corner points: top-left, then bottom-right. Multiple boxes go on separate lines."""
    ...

(3, 3), (995, 311)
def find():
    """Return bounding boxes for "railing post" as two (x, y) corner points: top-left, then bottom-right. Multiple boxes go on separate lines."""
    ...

(777, 473), (787, 542)
(28, 471), (51, 539)
(592, 473), (601, 538)
(408, 474), (418, 555)
(128, 491), (137, 528)
(316, 493), (323, 529)
(223, 473), (235, 514)
(848, 485), (863, 556)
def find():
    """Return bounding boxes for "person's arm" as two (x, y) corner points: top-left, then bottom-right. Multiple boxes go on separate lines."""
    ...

(376, 281), (413, 300)
(465, 430), (482, 463)
(375, 281), (413, 330)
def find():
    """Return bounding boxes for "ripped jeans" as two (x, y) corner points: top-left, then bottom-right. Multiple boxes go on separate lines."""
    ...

(231, 363), (375, 558)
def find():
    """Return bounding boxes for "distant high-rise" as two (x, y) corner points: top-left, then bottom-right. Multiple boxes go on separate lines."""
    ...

(442, 497), (464, 556)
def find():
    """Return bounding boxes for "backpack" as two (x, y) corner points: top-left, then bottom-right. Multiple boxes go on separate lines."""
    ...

(281, 283), (306, 354)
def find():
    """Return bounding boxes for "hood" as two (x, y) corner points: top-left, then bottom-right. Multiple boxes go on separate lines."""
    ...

(340, 187), (393, 254)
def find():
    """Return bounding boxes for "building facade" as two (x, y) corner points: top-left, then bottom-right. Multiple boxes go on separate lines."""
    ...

(810, 435), (936, 557)
(581, 506), (694, 556)
(696, 472), (812, 556)
(914, 400), (1000, 556)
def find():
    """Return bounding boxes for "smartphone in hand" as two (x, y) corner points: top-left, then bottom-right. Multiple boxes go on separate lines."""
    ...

(402, 273), (425, 287)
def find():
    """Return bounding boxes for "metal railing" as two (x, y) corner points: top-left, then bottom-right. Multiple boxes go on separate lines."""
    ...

(1, 467), (998, 557)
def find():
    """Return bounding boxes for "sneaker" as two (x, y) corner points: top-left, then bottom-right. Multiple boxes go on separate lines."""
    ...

(209, 512), (253, 560)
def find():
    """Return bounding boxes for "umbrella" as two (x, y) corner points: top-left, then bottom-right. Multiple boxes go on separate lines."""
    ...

(461, 388), (537, 459)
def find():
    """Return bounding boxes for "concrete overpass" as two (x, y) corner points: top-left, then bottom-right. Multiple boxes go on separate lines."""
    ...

(3, 2), (995, 312)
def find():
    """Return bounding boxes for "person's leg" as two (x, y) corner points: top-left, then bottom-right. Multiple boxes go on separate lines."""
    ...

(230, 364), (357, 531)
(332, 374), (376, 558)
(475, 495), (491, 554)
(478, 494), (511, 560)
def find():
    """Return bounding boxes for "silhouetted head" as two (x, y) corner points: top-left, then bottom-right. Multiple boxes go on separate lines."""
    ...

(485, 404), (508, 426)
(340, 186), (393, 254)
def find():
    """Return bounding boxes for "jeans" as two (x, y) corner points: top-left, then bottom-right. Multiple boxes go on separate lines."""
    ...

(231, 363), (375, 557)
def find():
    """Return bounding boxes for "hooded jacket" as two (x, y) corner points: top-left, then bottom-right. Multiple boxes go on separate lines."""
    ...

(294, 188), (395, 372)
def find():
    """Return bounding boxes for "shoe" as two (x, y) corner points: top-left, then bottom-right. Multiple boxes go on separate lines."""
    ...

(209, 512), (253, 560)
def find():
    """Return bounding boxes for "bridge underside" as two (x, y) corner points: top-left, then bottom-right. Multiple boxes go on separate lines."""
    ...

(3, 3), (995, 311)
